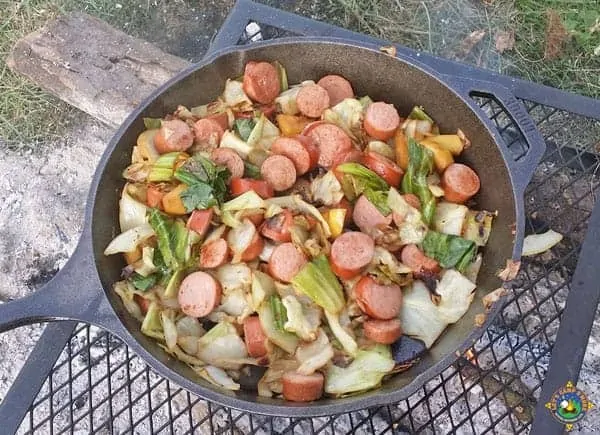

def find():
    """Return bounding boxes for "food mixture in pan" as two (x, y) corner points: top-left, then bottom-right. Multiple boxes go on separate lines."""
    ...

(104, 60), (495, 402)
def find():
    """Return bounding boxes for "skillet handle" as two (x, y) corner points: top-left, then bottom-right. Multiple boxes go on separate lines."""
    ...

(441, 75), (546, 195)
(0, 232), (123, 336)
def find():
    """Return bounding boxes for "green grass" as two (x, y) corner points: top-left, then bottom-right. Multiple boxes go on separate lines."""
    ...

(0, 0), (598, 149)
(509, 0), (600, 97)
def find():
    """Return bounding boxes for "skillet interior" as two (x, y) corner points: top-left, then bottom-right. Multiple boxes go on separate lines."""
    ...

(91, 40), (516, 414)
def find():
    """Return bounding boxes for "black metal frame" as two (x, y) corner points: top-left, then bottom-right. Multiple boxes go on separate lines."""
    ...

(2, 0), (600, 432)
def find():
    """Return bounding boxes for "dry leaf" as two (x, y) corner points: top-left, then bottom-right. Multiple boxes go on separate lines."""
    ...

(483, 287), (508, 310)
(544, 9), (569, 60)
(456, 30), (486, 60)
(474, 313), (487, 327)
(495, 30), (515, 53)
(497, 259), (521, 281)
(380, 45), (397, 57)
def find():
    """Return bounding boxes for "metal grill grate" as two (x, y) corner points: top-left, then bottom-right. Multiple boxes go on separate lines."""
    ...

(9, 13), (600, 435)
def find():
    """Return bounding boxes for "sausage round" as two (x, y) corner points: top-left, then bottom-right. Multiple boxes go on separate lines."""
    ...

(193, 118), (225, 151)
(400, 244), (440, 273)
(330, 232), (375, 280)
(243, 316), (268, 358)
(200, 238), (230, 269)
(354, 276), (402, 320)
(363, 102), (401, 141)
(186, 209), (214, 237)
(206, 112), (229, 131)
(296, 84), (330, 118)
(304, 123), (352, 169)
(352, 195), (392, 234)
(178, 271), (222, 318)
(260, 209), (294, 242)
(260, 155), (297, 192)
(363, 319), (402, 344)
(268, 242), (307, 283)
(271, 137), (315, 176)
(361, 152), (404, 187)
(441, 163), (481, 203)
(282, 372), (324, 402)
(317, 75), (354, 107)
(242, 61), (281, 104)
(154, 119), (194, 154)
(210, 147), (244, 179)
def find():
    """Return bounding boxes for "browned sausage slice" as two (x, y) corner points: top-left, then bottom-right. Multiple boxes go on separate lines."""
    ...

(243, 316), (268, 358)
(400, 244), (440, 273)
(210, 147), (244, 179)
(268, 242), (307, 283)
(363, 102), (401, 141)
(352, 195), (392, 234)
(242, 61), (281, 104)
(260, 155), (297, 191)
(330, 232), (375, 280)
(193, 118), (225, 151)
(354, 276), (402, 320)
(363, 319), (402, 344)
(155, 119), (194, 154)
(441, 163), (481, 203)
(199, 238), (230, 269)
(296, 84), (330, 118)
(271, 137), (314, 175)
(317, 75), (354, 107)
(282, 372), (324, 402)
(178, 271), (222, 318)
(304, 123), (352, 169)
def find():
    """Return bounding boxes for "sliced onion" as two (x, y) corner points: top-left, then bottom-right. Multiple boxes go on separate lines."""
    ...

(160, 310), (178, 351)
(119, 187), (148, 232)
(104, 223), (154, 255)
(522, 230), (563, 256)
(198, 366), (240, 390)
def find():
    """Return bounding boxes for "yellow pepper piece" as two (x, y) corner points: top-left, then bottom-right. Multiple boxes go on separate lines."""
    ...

(276, 114), (312, 137)
(394, 128), (409, 171)
(421, 135), (464, 156)
(419, 140), (454, 172)
(162, 184), (188, 215)
(322, 208), (346, 238)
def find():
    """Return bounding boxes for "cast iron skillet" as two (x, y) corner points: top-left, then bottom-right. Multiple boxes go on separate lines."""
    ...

(0, 38), (545, 417)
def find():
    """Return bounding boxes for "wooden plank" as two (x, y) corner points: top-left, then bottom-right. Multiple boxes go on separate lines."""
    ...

(6, 12), (191, 127)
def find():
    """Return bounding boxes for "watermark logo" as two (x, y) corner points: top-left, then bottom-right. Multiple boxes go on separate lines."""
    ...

(545, 381), (594, 431)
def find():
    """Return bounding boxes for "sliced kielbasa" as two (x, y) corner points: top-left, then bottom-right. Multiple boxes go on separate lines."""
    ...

(186, 209), (214, 237)
(304, 123), (352, 169)
(243, 316), (268, 358)
(330, 231), (375, 280)
(354, 276), (402, 320)
(361, 152), (404, 187)
(241, 231), (265, 262)
(271, 136), (316, 176)
(441, 163), (481, 203)
(352, 195), (392, 234)
(363, 102), (401, 141)
(178, 271), (222, 318)
(260, 209), (293, 242)
(193, 118), (225, 151)
(363, 318), (402, 344)
(210, 147), (244, 179)
(400, 244), (440, 273)
(243, 61), (281, 104)
(200, 238), (230, 269)
(296, 84), (330, 118)
(268, 242), (307, 283)
(230, 178), (274, 199)
(154, 119), (194, 154)
(282, 372), (324, 402)
(260, 155), (297, 192)
(317, 75), (354, 107)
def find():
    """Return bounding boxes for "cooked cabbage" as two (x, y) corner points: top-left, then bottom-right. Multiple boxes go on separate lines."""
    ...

(196, 322), (248, 370)
(435, 270), (476, 323)
(222, 79), (252, 109)
(119, 187), (147, 232)
(296, 329), (334, 375)
(434, 202), (468, 236)
(324, 310), (357, 356)
(310, 171), (344, 206)
(104, 223), (155, 255)
(216, 263), (252, 292)
(282, 295), (321, 341)
(400, 281), (447, 348)
(387, 187), (427, 244)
